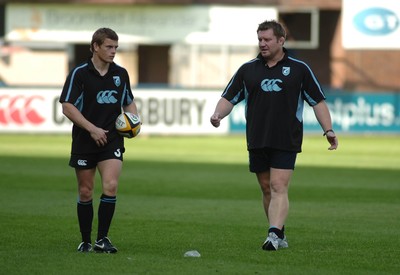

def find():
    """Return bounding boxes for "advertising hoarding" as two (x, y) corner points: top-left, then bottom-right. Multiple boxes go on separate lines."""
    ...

(5, 4), (276, 45)
(342, 0), (400, 49)
(0, 89), (227, 134)
(0, 89), (399, 134)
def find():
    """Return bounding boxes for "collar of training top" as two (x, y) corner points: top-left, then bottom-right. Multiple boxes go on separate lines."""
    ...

(257, 47), (289, 67)
(87, 58), (118, 76)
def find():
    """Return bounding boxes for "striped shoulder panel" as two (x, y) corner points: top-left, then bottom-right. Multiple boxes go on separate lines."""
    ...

(65, 63), (88, 101)
(288, 56), (324, 97)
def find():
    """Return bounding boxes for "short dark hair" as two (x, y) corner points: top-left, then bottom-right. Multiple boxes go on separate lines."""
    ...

(257, 20), (286, 39)
(90, 28), (119, 52)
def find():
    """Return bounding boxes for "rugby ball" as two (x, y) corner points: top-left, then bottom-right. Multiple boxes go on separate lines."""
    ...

(115, 112), (141, 138)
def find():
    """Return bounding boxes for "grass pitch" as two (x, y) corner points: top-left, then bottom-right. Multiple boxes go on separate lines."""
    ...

(0, 134), (399, 274)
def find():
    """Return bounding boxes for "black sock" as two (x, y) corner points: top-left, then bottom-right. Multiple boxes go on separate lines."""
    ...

(77, 200), (93, 243)
(269, 227), (284, 239)
(97, 194), (116, 241)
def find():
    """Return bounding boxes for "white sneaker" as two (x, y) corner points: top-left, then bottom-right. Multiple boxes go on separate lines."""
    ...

(262, 232), (279, 251)
(278, 235), (289, 248)
(262, 232), (289, 250)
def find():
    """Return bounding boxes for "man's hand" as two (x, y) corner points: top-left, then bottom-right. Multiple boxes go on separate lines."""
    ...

(210, 113), (222, 128)
(325, 131), (338, 150)
(90, 127), (109, 147)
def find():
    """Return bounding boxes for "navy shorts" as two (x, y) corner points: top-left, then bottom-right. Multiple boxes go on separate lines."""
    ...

(249, 148), (297, 173)
(69, 147), (125, 169)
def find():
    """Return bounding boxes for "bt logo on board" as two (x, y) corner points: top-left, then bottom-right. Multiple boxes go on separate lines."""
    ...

(353, 8), (399, 36)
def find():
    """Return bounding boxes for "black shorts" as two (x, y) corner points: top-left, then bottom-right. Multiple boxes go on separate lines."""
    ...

(249, 148), (297, 173)
(69, 147), (125, 169)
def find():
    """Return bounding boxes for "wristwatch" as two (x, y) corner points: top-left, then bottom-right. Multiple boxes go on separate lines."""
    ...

(323, 129), (335, 136)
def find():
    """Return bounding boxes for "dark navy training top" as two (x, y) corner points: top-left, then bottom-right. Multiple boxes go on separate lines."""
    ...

(222, 49), (326, 152)
(60, 59), (134, 154)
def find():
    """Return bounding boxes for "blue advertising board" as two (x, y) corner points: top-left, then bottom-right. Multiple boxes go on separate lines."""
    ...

(229, 92), (400, 134)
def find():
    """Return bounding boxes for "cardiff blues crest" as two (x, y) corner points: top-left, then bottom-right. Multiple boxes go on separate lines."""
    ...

(113, 76), (121, 87)
(282, 67), (291, 76)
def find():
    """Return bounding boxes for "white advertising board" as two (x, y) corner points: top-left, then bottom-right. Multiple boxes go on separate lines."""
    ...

(0, 88), (228, 135)
(5, 4), (276, 45)
(342, 0), (400, 49)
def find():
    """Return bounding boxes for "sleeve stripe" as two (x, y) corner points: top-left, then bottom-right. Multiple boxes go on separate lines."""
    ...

(65, 63), (88, 101)
(288, 56), (325, 98)
(222, 58), (258, 100)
